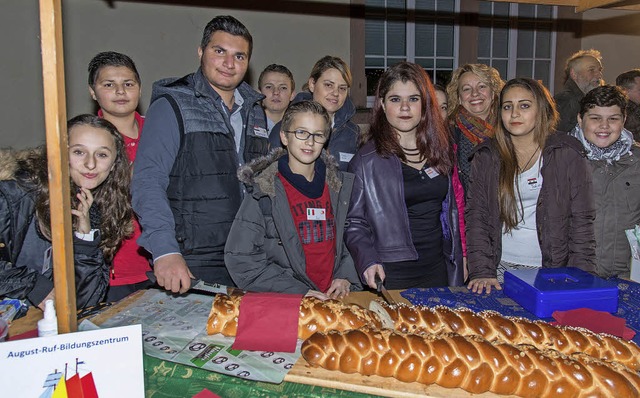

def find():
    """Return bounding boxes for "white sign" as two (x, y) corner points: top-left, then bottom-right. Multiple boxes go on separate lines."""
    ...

(0, 324), (144, 398)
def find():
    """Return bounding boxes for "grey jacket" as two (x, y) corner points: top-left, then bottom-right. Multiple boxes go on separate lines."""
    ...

(591, 145), (640, 278)
(224, 148), (362, 293)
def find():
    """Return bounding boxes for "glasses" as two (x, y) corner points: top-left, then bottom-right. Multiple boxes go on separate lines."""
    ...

(283, 129), (328, 144)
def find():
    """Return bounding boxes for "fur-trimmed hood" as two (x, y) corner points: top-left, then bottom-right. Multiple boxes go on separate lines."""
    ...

(0, 147), (45, 182)
(237, 147), (343, 198)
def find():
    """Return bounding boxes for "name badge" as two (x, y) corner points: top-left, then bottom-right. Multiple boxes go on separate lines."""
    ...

(307, 208), (326, 221)
(254, 126), (269, 138)
(527, 177), (542, 191)
(425, 167), (440, 179)
(339, 152), (354, 163)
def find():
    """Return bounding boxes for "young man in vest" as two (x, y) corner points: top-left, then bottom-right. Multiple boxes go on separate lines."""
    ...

(132, 16), (269, 293)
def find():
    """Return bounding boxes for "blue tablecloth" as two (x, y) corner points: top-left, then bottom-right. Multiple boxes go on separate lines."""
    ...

(401, 278), (640, 346)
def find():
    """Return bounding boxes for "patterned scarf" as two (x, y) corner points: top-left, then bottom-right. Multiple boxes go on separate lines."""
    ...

(455, 106), (495, 145)
(569, 125), (633, 164)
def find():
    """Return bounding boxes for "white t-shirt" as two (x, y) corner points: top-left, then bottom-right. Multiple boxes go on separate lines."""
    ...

(501, 156), (543, 266)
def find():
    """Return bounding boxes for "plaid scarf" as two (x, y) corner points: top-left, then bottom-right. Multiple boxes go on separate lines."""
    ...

(569, 125), (633, 164)
(455, 107), (494, 145)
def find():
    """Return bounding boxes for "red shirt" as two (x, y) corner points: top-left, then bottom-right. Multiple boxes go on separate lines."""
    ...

(98, 110), (151, 285)
(279, 175), (335, 292)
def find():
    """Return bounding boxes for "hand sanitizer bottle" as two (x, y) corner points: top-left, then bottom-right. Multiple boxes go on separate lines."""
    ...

(38, 299), (58, 337)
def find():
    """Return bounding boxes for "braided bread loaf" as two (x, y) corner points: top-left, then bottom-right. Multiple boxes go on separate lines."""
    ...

(370, 301), (640, 370)
(207, 293), (381, 339)
(302, 328), (640, 398)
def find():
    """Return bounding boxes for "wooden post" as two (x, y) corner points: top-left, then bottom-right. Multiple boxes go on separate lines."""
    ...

(39, 0), (77, 333)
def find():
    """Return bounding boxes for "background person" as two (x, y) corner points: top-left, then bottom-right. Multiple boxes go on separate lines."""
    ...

(258, 64), (295, 134)
(87, 51), (152, 302)
(466, 78), (596, 294)
(570, 85), (640, 278)
(0, 115), (133, 309)
(225, 101), (361, 299)
(446, 64), (504, 195)
(554, 49), (604, 133)
(269, 56), (359, 171)
(616, 69), (640, 140)
(345, 62), (464, 290)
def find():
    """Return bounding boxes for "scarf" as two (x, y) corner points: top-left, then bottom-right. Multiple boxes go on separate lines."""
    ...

(569, 125), (633, 164)
(277, 154), (327, 199)
(455, 106), (495, 146)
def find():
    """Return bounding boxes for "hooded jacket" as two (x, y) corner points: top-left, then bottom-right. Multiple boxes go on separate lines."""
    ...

(0, 149), (108, 308)
(268, 92), (360, 171)
(466, 133), (597, 280)
(224, 148), (362, 293)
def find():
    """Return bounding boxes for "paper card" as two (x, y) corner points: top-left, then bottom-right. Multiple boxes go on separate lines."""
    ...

(232, 292), (303, 353)
(551, 308), (635, 339)
(0, 324), (144, 397)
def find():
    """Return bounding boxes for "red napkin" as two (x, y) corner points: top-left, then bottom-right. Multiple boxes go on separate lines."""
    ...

(7, 328), (38, 341)
(551, 308), (636, 339)
(232, 292), (303, 353)
(192, 389), (221, 398)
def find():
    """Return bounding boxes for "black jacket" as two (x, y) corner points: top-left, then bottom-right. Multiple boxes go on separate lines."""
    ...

(345, 140), (465, 286)
(0, 149), (109, 308)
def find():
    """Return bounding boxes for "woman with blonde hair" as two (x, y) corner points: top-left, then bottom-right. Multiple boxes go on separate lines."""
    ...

(447, 64), (504, 194)
(466, 78), (596, 294)
(269, 55), (359, 171)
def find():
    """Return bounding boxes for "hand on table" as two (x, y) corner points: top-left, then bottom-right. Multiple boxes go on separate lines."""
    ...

(153, 254), (194, 294)
(305, 290), (329, 301)
(467, 277), (501, 294)
(326, 278), (350, 299)
(363, 264), (385, 290)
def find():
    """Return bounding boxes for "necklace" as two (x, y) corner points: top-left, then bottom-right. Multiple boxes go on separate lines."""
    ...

(518, 146), (540, 172)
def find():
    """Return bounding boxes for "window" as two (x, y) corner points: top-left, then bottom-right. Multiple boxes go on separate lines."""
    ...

(365, 0), (459, 102)
(478, 1), (557, 88)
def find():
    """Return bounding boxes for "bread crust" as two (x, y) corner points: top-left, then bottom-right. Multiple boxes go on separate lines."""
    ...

(207, 293), (382, 339)
(370, 301), (640, 370)
(302, 328), (640, 398)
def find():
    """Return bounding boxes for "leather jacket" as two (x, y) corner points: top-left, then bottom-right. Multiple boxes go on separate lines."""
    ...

(345, 140), (464, 286)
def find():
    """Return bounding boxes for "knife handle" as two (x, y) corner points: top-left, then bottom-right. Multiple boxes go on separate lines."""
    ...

(375, 274), (384, 292)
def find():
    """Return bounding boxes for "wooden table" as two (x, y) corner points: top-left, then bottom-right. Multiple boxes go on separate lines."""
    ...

(9, 290), (515, 398)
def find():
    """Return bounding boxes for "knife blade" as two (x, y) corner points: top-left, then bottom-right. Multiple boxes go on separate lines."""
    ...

(375, 275), (396, 305)
(146, 271), (227, 295)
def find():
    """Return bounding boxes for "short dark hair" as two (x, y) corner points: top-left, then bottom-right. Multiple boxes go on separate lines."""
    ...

(579, 85), (628, 118)
(258, 64), (295, 91)
(88, 51), (140, 87)
(616, 69), (640, 89)
(281, 100), (331, 137)
(200, 15), (253, 58)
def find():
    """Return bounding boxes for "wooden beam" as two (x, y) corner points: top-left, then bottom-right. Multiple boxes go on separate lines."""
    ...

(39, 0), (77, 334)
(576, 0), (624, 12)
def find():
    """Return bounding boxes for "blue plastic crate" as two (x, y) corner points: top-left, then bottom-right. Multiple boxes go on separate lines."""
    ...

(503, 267), (618, 318)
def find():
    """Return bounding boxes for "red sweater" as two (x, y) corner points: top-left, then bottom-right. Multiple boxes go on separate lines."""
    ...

(279, 175), (335, 292)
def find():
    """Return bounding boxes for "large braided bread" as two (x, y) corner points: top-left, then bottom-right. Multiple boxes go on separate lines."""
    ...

(301, 328), (640, 398)
(207, 293), (381, 339)
(370, 301), (640, 370)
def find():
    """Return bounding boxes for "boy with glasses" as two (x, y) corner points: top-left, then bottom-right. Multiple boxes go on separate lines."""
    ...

(224, 101), (361, 299)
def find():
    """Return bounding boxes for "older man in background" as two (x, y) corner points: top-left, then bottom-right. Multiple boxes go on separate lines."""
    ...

(554, 49), (604, 133)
